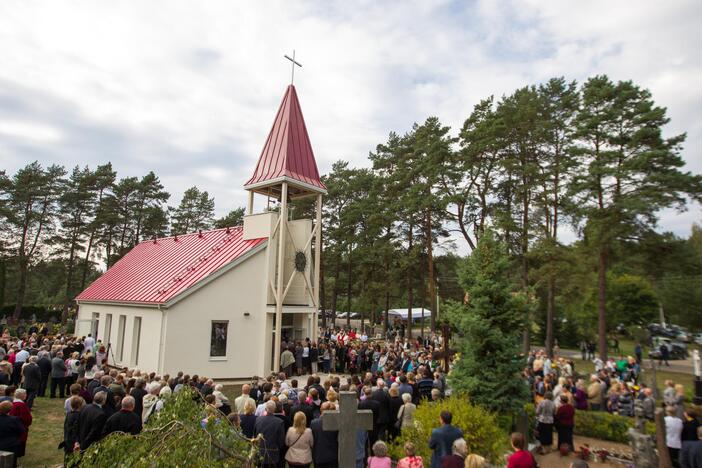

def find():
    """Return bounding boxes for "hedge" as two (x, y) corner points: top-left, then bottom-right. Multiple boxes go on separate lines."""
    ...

(389, 396), (508, 462)
(525, 403), (655, 444)
(1, 304), (62, 322)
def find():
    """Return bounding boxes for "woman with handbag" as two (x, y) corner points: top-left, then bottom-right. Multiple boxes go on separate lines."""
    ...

(285, 411), (313, 468)
(397, 392), (416, 434)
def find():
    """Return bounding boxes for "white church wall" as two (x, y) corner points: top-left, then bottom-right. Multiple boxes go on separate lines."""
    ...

(162, 249), (268, 379)
(75, 303), (162, 373)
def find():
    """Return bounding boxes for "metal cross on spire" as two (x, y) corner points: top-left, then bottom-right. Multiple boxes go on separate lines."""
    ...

(284, 50), (302, 85)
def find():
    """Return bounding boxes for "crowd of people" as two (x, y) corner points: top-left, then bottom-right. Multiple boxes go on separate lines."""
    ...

(526, 348), (702, 467)
(2, 324), (702, 467)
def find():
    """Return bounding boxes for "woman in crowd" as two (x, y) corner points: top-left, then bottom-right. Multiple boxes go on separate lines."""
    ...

(285, 411), (313, 468)
(535, 392), (555, 453)
(573, 381), (588, 411)
(239, 400), (257, 438)
(664, 405), (683, 466)
(398, 392), (416, 433)
(62, 395), (83, 461)
(674, 384), (686, 419)
(388, 386), (403, 440)
(367, 440), (392, 468)
(555, 394), (575, 452)
(396, 441), (423, 468)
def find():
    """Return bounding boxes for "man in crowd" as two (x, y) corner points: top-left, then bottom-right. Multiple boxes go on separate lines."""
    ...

(50, 351), (67, 399)
(36, 351), (52, 398)
(79, 391), (108, 450)
(21, 356), (41, 408)
(234, 384), (255, 414)
(680, 425), (702, 468)
(290, 391), (314, 428)
(428, 410), (463, 468)
(311, 401), (338, 468)
(254, 400), (285, 468)
(103, 395), (142, 436)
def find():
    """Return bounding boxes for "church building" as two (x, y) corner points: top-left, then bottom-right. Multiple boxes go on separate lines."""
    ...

(75, 84), (325, 379)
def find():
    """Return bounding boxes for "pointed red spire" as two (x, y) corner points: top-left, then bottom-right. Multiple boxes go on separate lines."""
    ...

(244, 85), (326, 193)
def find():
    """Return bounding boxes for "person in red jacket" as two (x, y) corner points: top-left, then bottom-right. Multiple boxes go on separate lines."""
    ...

(9, 388), (32, 459)
(555, 395), (575, 452)
(507, 432), (537, 468)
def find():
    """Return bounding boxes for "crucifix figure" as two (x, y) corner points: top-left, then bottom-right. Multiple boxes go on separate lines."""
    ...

(322, 391), (373, 468)
(284, 50), (302, 84)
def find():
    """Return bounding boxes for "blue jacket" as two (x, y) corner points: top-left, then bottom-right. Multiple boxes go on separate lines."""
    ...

(428, 424), (463, 468)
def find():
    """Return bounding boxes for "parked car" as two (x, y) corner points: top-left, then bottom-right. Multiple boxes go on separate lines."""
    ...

(648, 336), (688, 360)
(694, 333), (702, 345)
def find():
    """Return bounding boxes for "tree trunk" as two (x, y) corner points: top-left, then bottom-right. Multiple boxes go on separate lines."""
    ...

(546, 275), (555, 358)
(425, 210), (437, 332)
(331, 254), (340, 329)
(420, 254), (426, 337)
(346, 250), (352, 330)
(598, 248), (608, 359)
(12, 259), (28, 322)
(383, 254), (390, 335)
(62, 235), (78, 324)
(0, 257), (5, 310)
(318, 228), (326, 330)
(80, 229), (96, 290)
(406, 222), (414, 339)
(521, 186), (530, 354)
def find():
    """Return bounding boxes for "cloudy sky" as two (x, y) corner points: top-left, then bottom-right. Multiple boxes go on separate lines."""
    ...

(1, 0), (700, 246)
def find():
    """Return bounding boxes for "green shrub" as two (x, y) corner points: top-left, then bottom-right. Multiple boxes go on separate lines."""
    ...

(524, 403), (655, 444)
(389, 396), (507, 463)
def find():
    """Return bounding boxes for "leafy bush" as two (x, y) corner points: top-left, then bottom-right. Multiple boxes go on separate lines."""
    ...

(72, 387), (258, 467)
(389, 396), (508, 462)
(1, 304), (61, 322)
(525, 403), (655, 444)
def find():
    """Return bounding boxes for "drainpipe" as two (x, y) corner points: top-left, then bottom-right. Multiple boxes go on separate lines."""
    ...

(157, 304), (167, 374)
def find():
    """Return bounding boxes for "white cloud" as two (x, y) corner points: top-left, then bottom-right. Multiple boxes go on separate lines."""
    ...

(0, 0), (700, 244)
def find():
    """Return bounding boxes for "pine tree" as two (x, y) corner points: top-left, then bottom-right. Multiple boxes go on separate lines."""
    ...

(571, 75), (702, 358)
(170, 186), (215, 235)
(0, 162), (66, 321)
(214, 207), (245, 228)
(446, 231), (530, 414)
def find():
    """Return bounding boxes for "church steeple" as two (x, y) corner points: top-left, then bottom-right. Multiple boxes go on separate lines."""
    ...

(243, 84), (324, 374)
(244, 85), (326, 199)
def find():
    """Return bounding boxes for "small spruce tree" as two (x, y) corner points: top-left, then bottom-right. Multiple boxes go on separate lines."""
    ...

(447, 230), (530, 414)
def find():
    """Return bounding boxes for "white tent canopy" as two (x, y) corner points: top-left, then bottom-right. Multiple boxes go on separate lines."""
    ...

(387, 308), (431, 322)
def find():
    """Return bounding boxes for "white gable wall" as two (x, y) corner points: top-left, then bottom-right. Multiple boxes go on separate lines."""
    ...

(161, 248), (267, 379)
(75, 302), (162, 373)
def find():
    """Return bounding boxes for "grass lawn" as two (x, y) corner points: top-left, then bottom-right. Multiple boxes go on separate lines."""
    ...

(24, 396), (66, 467)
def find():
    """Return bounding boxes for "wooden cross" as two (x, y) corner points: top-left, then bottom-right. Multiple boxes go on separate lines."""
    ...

(322, 391), (373, 468)
(284, 50), (302, 85)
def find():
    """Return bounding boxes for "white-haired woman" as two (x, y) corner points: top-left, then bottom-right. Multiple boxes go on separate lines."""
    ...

(141, 382), (161, 423)
(213, 384), (231, 415)
(398, 392), (416, 432)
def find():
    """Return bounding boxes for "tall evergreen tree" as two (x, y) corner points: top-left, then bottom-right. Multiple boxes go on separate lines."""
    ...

(170, 186), (215, 235)
(0, 162), (66, 320)
(572, 75), (702, 358)
(57, 166), (97, 323)
(446, 231), (529, 413)
(535, 78), (580, 356)
(80, 163), (116, 288)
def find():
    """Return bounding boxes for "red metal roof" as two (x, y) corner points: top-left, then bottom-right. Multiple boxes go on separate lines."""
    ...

(76, 227), (266, 305)
(244, 85), (326, 192)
